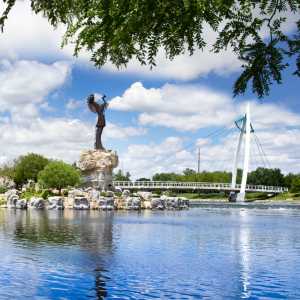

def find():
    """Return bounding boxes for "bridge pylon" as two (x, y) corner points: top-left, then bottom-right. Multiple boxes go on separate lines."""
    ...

(231, 102), (253, 202)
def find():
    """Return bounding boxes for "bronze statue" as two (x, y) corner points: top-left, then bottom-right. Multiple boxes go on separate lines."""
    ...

(87, 94), (108, 150)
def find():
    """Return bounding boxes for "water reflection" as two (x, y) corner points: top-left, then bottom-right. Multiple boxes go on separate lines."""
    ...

(0, 209), (114, 299)
(238, 210), (251, 298)
(0, 208), (300, 299)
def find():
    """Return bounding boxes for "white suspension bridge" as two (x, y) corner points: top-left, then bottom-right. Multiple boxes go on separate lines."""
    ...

(113, 103), (288, 201)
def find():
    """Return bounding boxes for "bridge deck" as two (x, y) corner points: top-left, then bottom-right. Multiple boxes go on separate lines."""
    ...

(113, 181), (287, 193)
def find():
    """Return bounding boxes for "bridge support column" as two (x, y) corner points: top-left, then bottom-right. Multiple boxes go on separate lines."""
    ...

(231, 119), (246, 190)
(237, 103), (251, 202)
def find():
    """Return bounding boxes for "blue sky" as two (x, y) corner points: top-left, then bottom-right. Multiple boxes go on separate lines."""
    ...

(0, 1), (299, 178)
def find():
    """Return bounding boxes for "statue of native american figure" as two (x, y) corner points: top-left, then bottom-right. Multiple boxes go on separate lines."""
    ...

(87, 94), (108, 150)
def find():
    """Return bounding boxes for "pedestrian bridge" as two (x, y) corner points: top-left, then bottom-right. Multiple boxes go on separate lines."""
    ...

(113, 181), (288, 194)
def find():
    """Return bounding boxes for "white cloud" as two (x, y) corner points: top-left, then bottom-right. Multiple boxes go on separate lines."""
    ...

(0, 59), (146, 165)
(0, 1), (65, 60)
(120, 126), (300, 179)
(66, 98), (82, 110)
(0, 118), (147, 165)
(0, 59), (71, 123)
(110, 82), (236, 131)
(105, 123), (147, 140)
(110, 82), (300, 132)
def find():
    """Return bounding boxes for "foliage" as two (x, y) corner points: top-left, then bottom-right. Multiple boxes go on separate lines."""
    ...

(291, 177), (300, 192)
(284, 173), (299, 189)
(0, 186), (7, 194)
(38, 161), (81, 190)
(152, 167), (291, 189)
(245, 192), (271, 200)
(247, 167), (284, 186)
(153, 189), (162, 196)
(0, 196), (6, 205)
(13, 153), (49, 186)
(20, 190), (40, 200)
(40, 189), (55, 199)
(177, 192), (227, 200)
(113, 170), (131, 181)
(136, 177), (151, 181)
(152, 172), (179, 181)
(0, 164), (15, 179)
(20, 188), (55, 200)
(1, 0), (299, 97)
(153, 169), (232, 183)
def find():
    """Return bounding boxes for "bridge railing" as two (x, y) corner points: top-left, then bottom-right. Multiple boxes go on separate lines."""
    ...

(112, 181), (288, 193)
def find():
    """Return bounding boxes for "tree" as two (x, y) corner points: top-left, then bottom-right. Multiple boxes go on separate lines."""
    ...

(183, 168), (196, 176)
(113, 170), (131, 181)
(13, 153), (49, 186)
(1, 1), (299, 98)
(284, 173), (299, 188)
(136, 177), (151, 181)
(38, 161), (81, 190)
(152, 172), (179, 181)
(0, 163), (16, 179)
(248, 167), (284, 186)
(291, 177), (300, 192)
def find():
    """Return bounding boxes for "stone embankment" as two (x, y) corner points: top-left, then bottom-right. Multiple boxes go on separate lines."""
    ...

(1, 189), (189, 211)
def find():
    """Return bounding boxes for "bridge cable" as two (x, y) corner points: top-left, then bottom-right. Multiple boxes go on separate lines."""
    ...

(253, 133), (272, 168)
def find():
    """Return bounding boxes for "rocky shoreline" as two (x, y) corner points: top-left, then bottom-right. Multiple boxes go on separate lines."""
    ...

(1, 189), (189, 211)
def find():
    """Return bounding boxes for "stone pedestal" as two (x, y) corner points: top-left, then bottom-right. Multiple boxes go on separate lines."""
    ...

(78, 149), (118, 191)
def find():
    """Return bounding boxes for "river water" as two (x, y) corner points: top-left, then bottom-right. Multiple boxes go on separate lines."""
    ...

(0, 208), (300, 299)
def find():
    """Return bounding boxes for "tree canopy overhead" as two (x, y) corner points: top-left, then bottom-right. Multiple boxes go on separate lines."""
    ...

(1, 0), (299, 98)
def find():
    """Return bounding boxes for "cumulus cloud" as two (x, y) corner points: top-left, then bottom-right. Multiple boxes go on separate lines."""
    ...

(0, 59), (146, 165)
(66, 99), (82, 110)
(110, 81), (300, 176)
(110, 82), (300, 132)
(118, 133), (239, 179)
(0, 59), (71, 123)
(110, 82), (236, 131)
(0, 118), (146, 165)
(120, 126), (300, 179)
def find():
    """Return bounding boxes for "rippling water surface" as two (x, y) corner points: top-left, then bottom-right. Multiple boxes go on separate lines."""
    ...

(0, 208), (300, 299)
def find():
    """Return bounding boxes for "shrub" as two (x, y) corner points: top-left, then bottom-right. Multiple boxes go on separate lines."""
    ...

(291, 177), (300, 193)
(0, 186), (7, 194)
(38, 161), (81, 190)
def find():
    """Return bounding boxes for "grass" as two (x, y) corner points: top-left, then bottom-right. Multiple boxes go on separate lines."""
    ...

(270, 192), (300, 201)
(175, 192), (227, 200)
(0, 195), (6, 206)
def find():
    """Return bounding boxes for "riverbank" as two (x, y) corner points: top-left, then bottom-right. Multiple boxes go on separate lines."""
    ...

(175, 192), (300, 201)
(189, 199), (300, 209)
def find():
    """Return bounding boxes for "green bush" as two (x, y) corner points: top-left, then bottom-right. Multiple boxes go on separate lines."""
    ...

(38, 161), (81, 190)
(0, 197), (6, 205)
(20, 190), (38, 200)
(0, 186), (7, 194)
(153, 189), (162, 196)
(40, 189), (55, 199)
(291, 177), (300, 193)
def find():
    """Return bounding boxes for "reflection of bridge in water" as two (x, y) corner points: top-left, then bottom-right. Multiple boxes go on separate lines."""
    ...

(113, 181), (287, 194)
